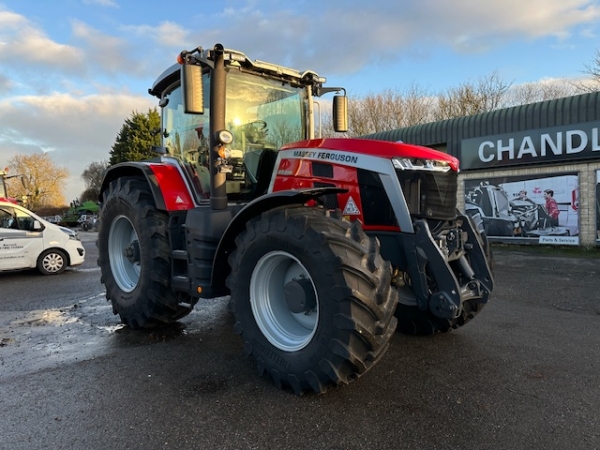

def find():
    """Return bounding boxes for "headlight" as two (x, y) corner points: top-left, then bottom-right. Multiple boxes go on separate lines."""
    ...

(392, 157), (451, 172)
(60, 226), (80, 240)
(215, 129), (233, 145)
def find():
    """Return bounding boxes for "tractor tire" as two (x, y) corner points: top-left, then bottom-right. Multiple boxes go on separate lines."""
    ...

(226, 207), (398, 394)
(395, 231), (494, 336)
(395, 298), (487, 335)
(97, 177), (193, 329)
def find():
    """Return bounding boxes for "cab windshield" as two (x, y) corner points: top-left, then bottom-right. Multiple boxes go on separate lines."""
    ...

(225, 70), (306, 152)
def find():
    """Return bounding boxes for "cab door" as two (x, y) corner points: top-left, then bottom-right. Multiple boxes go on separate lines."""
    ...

(0, 205), (44, 271)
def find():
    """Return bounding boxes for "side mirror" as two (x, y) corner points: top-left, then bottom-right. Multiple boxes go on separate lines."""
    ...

(33, 220), (42, 231)
(332, 95), (348, 133)
(181, 63), (204, 115)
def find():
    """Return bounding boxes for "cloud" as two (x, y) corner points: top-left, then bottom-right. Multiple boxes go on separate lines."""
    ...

(71, 20), (141, 76)
(0, 73), (14, 94)
(122, 21), (190, 48)
(0, 11), (84, 73)
(0, 9), (162, 95)
(83, 0), (119, 7)
(0, 92), (155, 201)
(175, 0), (600, 75)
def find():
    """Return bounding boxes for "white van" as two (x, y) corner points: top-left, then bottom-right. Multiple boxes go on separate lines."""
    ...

(0, 201), (85, 275)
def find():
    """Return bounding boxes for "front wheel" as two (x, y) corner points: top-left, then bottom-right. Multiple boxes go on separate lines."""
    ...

(37, 249), (67, 275)
(227, 207), (398, 394)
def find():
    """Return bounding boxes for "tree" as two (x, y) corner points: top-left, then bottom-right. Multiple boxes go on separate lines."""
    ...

(109, 109), (161, 165)
(7, 153), (68, 209)
(330, 85), (433, 137)
(572, 48), (600, 93)
(434, 71), (511, 121)
(505, 80), (576, 106)
(80, 160), (109, 202)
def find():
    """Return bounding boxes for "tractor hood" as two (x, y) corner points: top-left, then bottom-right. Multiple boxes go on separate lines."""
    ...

(281, 138), (460, 172)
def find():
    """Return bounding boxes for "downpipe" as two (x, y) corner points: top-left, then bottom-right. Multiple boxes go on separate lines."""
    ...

(399, 216), (494, 320)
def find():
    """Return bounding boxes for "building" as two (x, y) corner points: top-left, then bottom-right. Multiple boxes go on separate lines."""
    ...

(364, 91), (600, 247)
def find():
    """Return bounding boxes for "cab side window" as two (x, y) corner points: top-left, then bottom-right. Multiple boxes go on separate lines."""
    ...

(0, 207), (16, 229)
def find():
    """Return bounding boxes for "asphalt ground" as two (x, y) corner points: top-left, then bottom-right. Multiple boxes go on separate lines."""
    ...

(0, 235), (599, 450)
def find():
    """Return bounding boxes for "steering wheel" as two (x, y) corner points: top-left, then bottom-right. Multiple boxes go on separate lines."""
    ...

(243, 120), (268, 144)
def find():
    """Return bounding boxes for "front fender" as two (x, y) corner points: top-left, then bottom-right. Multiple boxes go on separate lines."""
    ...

(210, 187), (346, 292)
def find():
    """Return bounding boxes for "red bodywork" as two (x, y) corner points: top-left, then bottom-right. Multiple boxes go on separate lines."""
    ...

(146, 138), (459, 225)
(280, 138), (459, 171)
(0, 173), (18, 204)
(149, 163), (196, 211)
(272, 138), (459, 231)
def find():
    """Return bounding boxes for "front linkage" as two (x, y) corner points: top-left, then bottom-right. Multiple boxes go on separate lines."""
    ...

(397, 214), (494, 321)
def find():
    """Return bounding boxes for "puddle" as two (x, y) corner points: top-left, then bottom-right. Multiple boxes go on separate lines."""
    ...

(96, 324), (127, 333)
(11, 309), (79, 327)
(0, 294), (233, 379)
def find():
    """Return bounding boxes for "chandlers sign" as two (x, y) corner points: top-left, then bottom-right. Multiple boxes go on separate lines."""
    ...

(460, 121), (600, 170)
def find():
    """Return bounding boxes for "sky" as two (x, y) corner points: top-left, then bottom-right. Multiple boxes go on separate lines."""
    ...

(1, 0), (600, 202)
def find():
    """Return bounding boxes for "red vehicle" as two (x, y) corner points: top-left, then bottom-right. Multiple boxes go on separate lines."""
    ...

(0, 168), (19, 204)
(97, 44), (494, 394)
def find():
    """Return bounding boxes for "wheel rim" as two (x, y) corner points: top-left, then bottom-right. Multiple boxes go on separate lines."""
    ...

(108, 215), (141, 293)
(42, 252), (64, 273)
(250, 251), (319, 352)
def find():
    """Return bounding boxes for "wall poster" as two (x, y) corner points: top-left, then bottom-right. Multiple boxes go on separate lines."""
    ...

(464, 173), (579, 245)
(596, 170), (600, 245)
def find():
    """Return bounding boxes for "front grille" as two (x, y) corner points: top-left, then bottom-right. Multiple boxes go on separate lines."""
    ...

(396, 169), (457, 220)
(357, 169), (397, 226)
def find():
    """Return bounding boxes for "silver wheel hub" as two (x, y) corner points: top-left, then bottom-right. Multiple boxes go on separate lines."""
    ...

(250, 251), (319, 352)
(42, 253), (64, 273)
(108, 215), (140, 293)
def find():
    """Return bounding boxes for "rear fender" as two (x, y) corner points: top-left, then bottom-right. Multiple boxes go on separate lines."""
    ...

(99, 161), (196, 211)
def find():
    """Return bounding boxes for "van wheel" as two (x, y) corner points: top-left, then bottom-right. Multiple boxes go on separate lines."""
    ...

(37, 249), (67, 275)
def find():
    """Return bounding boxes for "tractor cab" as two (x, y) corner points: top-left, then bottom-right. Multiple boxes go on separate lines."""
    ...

(148, 44), (347, 206)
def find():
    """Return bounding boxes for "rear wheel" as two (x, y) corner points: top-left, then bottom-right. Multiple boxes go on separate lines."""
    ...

(97, 177), (193, 329)
(37, 249), (67, 275)
(227, 207), (398, 394)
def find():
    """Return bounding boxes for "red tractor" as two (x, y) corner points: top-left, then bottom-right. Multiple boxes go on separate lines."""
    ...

(98, 44), (494, 394)
(0, 168), (20, 204)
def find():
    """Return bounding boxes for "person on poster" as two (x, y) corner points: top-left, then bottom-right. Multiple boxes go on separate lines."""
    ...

(544, 189), (560, 227)
(516, 190), (536, 205)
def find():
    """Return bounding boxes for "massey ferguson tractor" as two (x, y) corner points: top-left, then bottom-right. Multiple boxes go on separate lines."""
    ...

(0, 168), (19, 204)
(97, 44), (494, 394)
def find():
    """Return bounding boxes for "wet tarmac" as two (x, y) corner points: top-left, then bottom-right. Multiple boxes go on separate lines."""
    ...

(1, 235), (599, 449)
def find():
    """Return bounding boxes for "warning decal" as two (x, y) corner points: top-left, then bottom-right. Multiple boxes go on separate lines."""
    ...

(343, 196), (360, 215)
